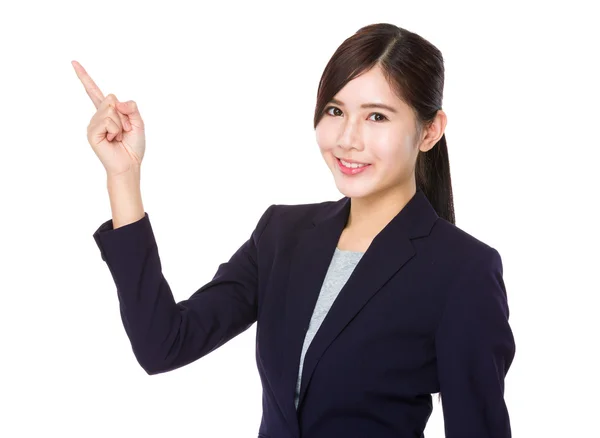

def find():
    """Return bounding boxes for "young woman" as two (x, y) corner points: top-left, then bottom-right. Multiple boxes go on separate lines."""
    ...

(76, 23), (515, 438)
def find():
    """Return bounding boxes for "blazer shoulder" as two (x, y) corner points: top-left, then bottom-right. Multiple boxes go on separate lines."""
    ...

(431, 216), (502, 263)
(431, 219), (507, 309)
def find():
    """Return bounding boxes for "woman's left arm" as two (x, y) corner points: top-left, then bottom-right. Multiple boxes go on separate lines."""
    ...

(435, 248), (516, 438)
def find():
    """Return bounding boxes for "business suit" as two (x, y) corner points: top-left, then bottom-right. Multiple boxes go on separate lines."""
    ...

(93, 188), (515, 438)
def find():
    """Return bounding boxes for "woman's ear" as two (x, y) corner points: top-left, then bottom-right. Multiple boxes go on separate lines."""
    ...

(419, 110), (447, 153)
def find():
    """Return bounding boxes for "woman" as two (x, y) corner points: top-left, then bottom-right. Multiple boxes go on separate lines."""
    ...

(76, 23), (515, 438)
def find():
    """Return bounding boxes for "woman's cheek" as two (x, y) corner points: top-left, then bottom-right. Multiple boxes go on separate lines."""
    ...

(315, 126), (331, 152)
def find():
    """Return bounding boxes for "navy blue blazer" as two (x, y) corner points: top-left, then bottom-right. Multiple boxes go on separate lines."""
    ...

(93, 188), (515, 438)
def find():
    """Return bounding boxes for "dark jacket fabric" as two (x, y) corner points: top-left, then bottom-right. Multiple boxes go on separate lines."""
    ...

(93, 188), (515, 438)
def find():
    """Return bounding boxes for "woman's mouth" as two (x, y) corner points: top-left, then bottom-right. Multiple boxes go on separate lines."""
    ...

(336, 157), (371, 175)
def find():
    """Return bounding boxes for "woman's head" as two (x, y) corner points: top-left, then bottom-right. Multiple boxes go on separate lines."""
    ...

(314, 23), (455, 224)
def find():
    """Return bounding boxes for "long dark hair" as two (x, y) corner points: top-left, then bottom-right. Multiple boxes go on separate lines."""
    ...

(313, 23), (455, 225)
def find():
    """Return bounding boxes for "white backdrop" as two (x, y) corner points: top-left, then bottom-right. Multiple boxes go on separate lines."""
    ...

(1, 0), (598, 436)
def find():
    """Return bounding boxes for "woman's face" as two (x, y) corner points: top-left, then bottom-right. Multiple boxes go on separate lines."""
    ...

(316, 65), (424, 200)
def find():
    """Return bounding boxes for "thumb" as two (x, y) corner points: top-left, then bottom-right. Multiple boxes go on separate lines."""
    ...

(116, 100), (143, 125)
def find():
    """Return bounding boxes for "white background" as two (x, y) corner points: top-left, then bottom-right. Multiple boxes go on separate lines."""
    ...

(1, 0), (598, 436)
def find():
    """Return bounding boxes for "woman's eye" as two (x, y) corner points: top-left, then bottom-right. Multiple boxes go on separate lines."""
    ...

(368, 113), (387, 122)
(325, 106), (343, 116)
(325, 106), (387, 122)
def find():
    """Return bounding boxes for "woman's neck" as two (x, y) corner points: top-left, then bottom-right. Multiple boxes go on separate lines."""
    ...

(346, 183), (416, 236)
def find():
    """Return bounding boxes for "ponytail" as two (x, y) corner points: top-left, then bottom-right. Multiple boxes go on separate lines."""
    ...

(415, 133), (455, 225)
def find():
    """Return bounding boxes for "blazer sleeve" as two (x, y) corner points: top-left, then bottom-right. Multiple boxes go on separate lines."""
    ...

(434, 248), (516, 438)
(92, 204), (276, 375)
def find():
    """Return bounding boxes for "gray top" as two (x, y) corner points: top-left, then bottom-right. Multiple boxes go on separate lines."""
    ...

(294, 247), (365, 410)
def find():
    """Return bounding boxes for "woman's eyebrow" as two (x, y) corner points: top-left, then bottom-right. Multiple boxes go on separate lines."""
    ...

(329, 98), (398, 114)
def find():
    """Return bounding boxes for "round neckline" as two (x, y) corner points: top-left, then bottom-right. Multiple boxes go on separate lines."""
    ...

(335, 247), (364, 255)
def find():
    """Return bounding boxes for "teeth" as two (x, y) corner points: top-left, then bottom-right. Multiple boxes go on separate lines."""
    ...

(340, 159), (368, 169)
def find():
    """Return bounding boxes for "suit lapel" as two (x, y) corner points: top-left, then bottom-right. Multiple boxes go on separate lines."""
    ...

(276, 196), (350, 434)
(277, 189), (439, 426)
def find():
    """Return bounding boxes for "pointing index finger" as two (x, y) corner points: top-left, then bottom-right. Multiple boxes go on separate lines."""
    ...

(72, 60), (105, 109)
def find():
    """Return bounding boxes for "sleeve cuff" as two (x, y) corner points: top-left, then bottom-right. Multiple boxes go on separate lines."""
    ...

(92, 212), (153, 262)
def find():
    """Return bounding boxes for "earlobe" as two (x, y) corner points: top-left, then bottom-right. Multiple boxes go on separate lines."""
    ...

(419, 138), (438, 153)
(419, 144), (434, 153)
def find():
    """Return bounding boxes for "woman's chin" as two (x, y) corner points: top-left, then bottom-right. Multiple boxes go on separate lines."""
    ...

(334, 181), (375, 199)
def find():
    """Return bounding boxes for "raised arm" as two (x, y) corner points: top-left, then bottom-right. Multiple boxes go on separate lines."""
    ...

(75, 60), (277, 374)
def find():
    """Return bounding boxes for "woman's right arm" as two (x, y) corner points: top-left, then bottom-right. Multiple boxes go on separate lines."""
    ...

(74, 60), (275, 374)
